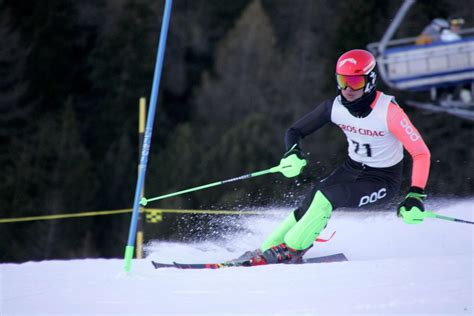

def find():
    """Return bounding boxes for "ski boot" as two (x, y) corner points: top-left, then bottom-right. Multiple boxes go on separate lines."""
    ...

(225, 248), (263, 264)
(236, 249), (263, 261)
(260, 243), (311, 264)
(230, 244), (311, 266)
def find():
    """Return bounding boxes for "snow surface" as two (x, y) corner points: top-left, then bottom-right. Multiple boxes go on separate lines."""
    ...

(1, 199), (473, 316)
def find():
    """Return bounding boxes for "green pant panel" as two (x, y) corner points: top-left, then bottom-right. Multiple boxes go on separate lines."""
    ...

(284, 191), (333, 250)
(260, 212), (297, 252)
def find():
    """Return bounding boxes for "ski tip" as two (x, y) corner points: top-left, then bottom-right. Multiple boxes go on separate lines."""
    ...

(334, 253), (348, 262)
(303, 253), (348, 264)
(151, 261), (174, 269)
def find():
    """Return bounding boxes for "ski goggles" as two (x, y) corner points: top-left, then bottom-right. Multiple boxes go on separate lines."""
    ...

(336, 74), (366, 90)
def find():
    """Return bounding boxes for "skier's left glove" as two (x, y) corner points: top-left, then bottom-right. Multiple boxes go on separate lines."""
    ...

(398, 186), (427, 224)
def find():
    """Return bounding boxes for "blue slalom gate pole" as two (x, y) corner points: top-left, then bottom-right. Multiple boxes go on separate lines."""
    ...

(124, 0), (173, 272)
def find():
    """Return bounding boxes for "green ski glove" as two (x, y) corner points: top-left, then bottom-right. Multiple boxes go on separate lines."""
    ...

(398, 186), (427, 224)
(279, 144), (307, 178)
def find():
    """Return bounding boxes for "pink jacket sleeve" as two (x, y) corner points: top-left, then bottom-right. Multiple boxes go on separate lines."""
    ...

(387, 102), (431, 189)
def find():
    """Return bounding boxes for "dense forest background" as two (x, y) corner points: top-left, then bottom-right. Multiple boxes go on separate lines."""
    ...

(1, 0), (473, 263)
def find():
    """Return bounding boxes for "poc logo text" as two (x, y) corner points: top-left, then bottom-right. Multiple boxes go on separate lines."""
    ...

(358, 188), (387, 207)
(400, 118), (420, 141)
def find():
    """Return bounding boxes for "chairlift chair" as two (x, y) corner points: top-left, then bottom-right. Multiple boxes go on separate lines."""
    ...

(367, 0), (474, 121)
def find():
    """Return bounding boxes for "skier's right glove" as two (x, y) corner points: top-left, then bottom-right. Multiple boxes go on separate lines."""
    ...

(398, 186), (427, 224)
(279, 144), (307, 178)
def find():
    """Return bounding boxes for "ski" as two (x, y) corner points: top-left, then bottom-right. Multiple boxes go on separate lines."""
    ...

(151, 253), (348, 270)
(150, 262), (175, 268)
(304, 253), (348, 264)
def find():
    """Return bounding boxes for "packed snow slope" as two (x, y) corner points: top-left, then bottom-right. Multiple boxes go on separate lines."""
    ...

(1, 199), (473, 315)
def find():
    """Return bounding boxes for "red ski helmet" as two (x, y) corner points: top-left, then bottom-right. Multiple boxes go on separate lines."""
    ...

(336, 49), (377, 94)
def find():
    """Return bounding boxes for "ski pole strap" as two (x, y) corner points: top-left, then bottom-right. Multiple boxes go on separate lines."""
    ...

(405, 189), (427, 201)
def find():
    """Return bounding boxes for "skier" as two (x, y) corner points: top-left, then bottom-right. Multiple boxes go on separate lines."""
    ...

(247, 49), (431, 265)
(415, 18), (450, 45)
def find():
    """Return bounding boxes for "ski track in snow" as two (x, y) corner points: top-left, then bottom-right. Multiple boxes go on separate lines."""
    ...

(1, 198), (473, 315)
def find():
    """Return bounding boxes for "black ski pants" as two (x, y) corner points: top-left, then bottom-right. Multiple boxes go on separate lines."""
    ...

(295, 158), (403, 220)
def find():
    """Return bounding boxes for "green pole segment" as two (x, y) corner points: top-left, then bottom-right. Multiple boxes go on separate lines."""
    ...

(425, 211), (474, 225)
(124, 246), (135, 272)
(141, 154), (307, 206)
(141, 169), (274, 206)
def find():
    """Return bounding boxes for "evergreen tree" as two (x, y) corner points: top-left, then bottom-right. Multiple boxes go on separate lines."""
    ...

(193, 0), (280, 144)
(87, 1), (148, 147)
(1, 0), (95, 115)
(0, 10), (33, 141)
(183, 0), (287, 207)
(2, 103), (99, 262)
(100, 131), (136, 210)
(0, 9), (35, 216)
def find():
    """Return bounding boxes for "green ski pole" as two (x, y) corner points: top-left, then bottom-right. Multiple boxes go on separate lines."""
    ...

(141, 154), (307, 206)
(424, 211), (474, 225)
